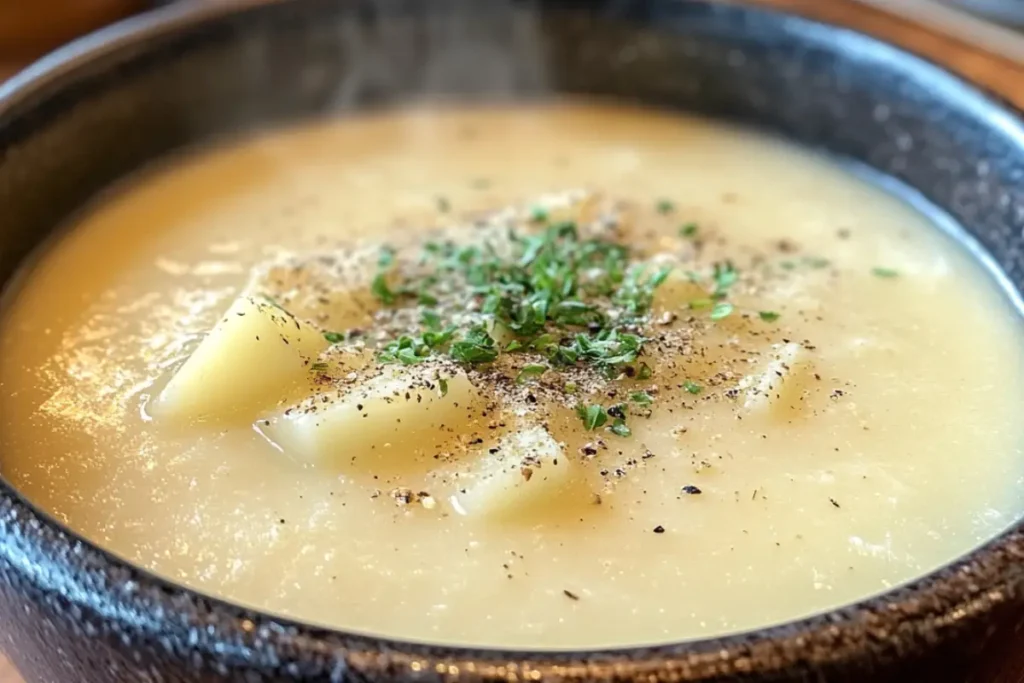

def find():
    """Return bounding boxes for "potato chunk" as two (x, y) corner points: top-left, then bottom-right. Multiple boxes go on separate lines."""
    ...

(263, 366), (480, 469)
(453, 426), (573, 520)
(157, 296), (328, 421)
(738, 342), (816, 418)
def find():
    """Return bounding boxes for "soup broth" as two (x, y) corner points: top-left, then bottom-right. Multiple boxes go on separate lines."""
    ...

(1, 102), (1022, 648)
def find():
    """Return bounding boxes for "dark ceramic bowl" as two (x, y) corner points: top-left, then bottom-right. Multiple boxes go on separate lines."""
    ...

(3, 1), (1024, 681)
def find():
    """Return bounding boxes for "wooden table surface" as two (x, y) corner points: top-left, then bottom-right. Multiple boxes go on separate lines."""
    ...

(2, 0), (1024, 681)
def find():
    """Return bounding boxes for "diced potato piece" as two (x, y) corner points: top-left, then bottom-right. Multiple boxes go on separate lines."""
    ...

(453, 426), (573, 520)
(737, 342), (816, 417)
(263, 366), (480, 469)
(157, 296), (328, 420)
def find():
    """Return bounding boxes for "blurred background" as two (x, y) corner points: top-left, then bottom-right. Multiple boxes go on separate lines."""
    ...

(0, 1), (147, 77)
(1, 0), (1023, 83)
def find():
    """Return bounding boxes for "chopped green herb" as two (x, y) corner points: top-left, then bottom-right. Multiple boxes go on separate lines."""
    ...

(656, 199), (676, 215)
(436, 196), (451, 213)
(637, 362), (653, 380)
(371, 273), (397, 305)
(614, 265), (673, 317)
(438, 377), (449, 397)
(421, 309), (442, 330)
(373, 211), (675, 379)
(679, 223), (699, 238)
(422, 325), (457, 349)
(872, 267), (899, 278)
(529, 206), (549, 223)
(516, 363), (547, 384)
(710, 301), (734, 321)
(683, 380), (702, 395)
(630, 390), (653, 406)
(689, 298), (713, 310)
(323, 331), (345, 344)
(416, 289), (439, 306)
(564, 380), (578, 394)
(805, 257), (830, 269)
(379, 335), (430, 365)
(712, 261), (738, 296)
(609, 419), (631, 437)
(567, 329), (646, 369)
(449, 326), (498, 364)
(310, 362), (329, 372)
(758, 310), (780, 322)
(576, 403), (608, 431)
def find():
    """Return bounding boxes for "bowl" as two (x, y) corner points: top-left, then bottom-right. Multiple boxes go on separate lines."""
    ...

(2, 1), (1024, 681)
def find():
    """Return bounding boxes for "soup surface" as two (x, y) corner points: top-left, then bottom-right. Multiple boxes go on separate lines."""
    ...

(1, 102), (1023, 648)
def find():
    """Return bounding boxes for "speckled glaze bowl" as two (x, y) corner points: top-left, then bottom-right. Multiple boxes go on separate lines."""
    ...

(2, 1), (1024, 681)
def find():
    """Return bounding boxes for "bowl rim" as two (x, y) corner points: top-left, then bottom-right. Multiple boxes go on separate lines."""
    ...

(2, 0), (1024, 678)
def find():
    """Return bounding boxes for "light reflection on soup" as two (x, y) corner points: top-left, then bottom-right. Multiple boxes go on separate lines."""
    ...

(1, 102), (1022, 648)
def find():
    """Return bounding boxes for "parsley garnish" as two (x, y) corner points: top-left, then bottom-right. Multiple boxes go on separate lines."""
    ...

(630, 390), (653, 406)
(576, 403), (608, 431)
(656, 199), (675, 215)
(310, 362), (329, 372)
(609, 419), (631, 437)
(683, 381), (702, 394)
(712, 261), (738, 297)
(710, 301), (734, 321)
(449, 326), (498, 364)
(516, 363), (547, 384)
(421, 309), (442, 330)
(567, 329), (645, 368)
(323, 331), (345, 344)
(679, 223), (698, 238)
(422, 325), (457, 349)
(438, 377), (449, 397)
(758, 310), (780, 322)
(689, 298), (713, 310)
(379, 335), (431, 365)
(372, 218), (674, 376)
(371, 273), (397, 305)
(872, 267), (899, 278)
(614, 265), (673, 318)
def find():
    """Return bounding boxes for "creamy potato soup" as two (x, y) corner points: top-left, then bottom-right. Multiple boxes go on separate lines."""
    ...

(1, 102), (1023, 648)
